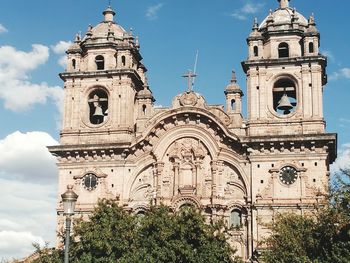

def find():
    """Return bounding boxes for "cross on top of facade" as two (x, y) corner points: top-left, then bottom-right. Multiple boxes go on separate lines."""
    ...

(182, 70), (197, 93)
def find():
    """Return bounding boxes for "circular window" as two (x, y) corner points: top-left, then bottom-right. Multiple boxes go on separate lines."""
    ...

(83, 173), (98, 190)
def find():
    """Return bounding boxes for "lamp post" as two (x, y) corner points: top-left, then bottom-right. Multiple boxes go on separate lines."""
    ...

(61, 185), (78, 263)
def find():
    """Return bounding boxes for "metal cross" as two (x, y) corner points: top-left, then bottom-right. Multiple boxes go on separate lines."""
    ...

(182, 70), (197, 93)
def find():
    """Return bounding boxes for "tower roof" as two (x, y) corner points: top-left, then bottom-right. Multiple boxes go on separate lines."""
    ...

(259, 0), (308, 30)
(225, 71), (243, 95)
(82, 6), (129, 41)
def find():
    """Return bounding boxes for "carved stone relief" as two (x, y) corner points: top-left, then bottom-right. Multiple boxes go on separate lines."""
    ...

(222, 164), (246, 200)
(162, 137), (212, 198)
(130, 166), (154, 202)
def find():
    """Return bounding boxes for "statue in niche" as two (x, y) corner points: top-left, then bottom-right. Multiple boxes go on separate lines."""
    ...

(88, 89), (108, 125)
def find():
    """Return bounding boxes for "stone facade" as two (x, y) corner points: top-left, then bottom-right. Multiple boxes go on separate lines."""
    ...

(49, 0), (337, 261)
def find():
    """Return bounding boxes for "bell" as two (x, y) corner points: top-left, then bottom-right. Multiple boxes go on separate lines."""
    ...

(91, 105), (104, 124)
(93, 105), (104, 117)
(277, 94), (293, 114)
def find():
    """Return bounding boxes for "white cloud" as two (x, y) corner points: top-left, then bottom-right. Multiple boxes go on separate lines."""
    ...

(146, 3), (164, 21)
(0, 23), (8, 34)
(231, 2), (265, 20)
(0, 44), (64, 112)
(0, 131), (58, 183)
(0, 131), (59, 261)
(329, 67), (350, 81)
(0, 178), (57, 260)
(58, 55), (68, 68)
(331, 143), (350, 175)
(51, 41), (71, 54)
(51, 41), (71, 68)
(322, 50), (335, 62)
(0, 231), (45, 260)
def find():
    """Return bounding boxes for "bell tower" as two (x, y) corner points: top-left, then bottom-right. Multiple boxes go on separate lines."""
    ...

(242, 0), (326, 136)
(60, 6), (152, 145)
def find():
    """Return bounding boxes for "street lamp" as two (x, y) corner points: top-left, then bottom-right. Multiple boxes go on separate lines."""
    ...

(61, 185), (78, 263)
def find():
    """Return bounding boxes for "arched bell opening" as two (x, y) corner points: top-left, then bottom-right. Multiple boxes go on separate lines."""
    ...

(72, 59), (76, 70)
(278, 42), (289, 58)
(95, 55), (105, 70)
(231, 99), (236, 112)
(88, 89), (109, 125)
(273, 78), (297, 116)
(309, 42), (315, 54)
(253, 46), (259, 57)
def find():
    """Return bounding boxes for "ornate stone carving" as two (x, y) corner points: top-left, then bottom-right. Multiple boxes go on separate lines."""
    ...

(162, 137), (212, 197)
(179, 92), (198, 106)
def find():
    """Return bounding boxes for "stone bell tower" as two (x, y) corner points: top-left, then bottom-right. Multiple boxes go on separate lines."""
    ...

(60, 6), (153, 145)
(241, 0), (337, 254)
(242, 0), (326, 137)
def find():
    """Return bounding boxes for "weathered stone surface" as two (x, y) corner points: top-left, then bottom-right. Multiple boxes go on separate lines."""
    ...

(49, 1), (336, 261)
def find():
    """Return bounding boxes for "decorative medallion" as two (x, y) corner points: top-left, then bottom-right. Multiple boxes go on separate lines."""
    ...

(179, 92), (198, 107)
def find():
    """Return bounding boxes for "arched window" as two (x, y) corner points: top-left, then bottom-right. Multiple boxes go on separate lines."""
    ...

(72, 59), (76, 69)
(309, 42), (314, 54)
(253, 46), (259, 57)
(231, 99), (236, 111)
(273, 78), (297, 115)
(278, 42), (289, 58)
(230, 210), (242, 228)
(88, 89), (108, 125)
(136, 210), (146, 217)
(179, 203), (195, 212)
(122, 56), (126, 67)
(142, 104), (147, 115)
(95, 55), (105, 70)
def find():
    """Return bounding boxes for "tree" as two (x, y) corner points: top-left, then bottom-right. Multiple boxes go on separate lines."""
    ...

(261, 170), (350, 263)
(33, 200), (241, 263)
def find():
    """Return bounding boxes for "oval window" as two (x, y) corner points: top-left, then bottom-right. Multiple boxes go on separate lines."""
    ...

(88, 89), (108, 125)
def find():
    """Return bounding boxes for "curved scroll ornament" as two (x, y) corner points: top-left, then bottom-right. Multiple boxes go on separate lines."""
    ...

(129, 166), (154, 202)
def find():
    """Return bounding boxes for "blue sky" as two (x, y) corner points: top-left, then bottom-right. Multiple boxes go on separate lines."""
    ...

(0, 0), (349, 260)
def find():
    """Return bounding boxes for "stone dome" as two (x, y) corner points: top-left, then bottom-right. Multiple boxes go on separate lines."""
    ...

(83, 6), (129, 41)
(259, 1), (308, 30)
(89, 22), (127, 39)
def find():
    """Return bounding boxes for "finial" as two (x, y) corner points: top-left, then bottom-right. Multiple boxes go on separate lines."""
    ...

(252, 17), (259, 30)
(103, 5), (116, 22)
(86, 25), (93, 38)
(231, 70), (237, 83)
(129, 28), (133, 36)
(267, 10), (274, 24)
(278, 0), (290, 9)
(309, 13), (315, 25)
(75, 32), (81, 42)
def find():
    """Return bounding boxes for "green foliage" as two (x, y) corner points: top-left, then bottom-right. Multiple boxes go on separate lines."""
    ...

(34, 200), (240, 263)
(70, 200), (135, 262)
(120, 205), (237, 263)
(31, 242), (61, 263)
(262, 170), (350, 263)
